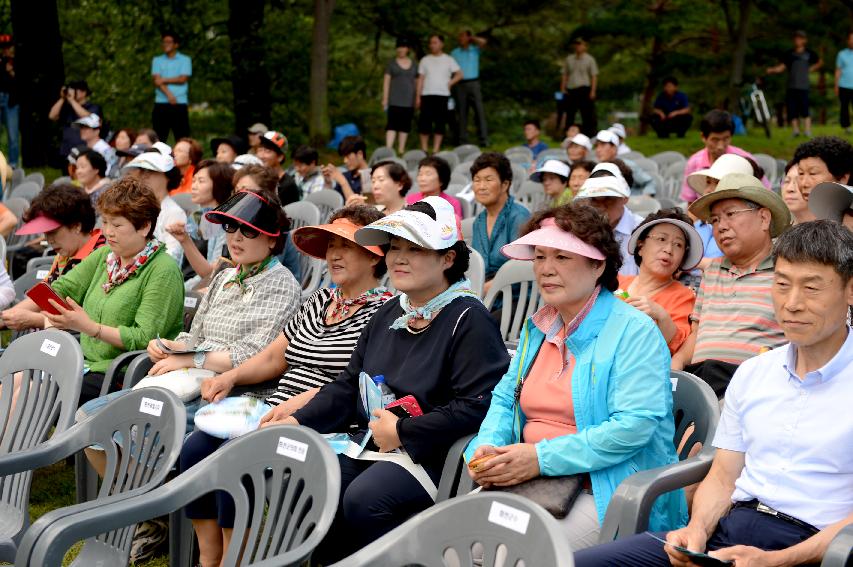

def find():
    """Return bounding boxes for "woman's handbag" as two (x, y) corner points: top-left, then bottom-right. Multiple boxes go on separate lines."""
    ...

(485, 475), (582, 519)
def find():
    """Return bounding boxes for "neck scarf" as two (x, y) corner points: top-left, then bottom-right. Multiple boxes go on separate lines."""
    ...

(329, 287), (393, 321)
(223, 256), (276, 293)
(390, 278), (479, 330)
(102, 239), (162, 293)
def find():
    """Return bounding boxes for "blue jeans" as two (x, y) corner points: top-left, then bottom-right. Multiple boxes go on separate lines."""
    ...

(0, 92), (19, 166)
(574, 506), (818, 566)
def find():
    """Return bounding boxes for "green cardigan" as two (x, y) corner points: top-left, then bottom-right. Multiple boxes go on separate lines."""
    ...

(51, 244), (185, 373)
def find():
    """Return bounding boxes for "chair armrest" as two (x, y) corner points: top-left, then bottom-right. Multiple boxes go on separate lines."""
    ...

(101, 350), (146, 396)
(0, 429), (80, 476)
(599, 452), (714, 542)
(821, 523), (853, 567)
(436, 433), (475, 502)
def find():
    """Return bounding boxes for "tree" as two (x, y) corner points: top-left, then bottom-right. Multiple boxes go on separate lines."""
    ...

(228, 0), (270, 133)
(11, 0), (64, 167)
(309, 0), (334, 145)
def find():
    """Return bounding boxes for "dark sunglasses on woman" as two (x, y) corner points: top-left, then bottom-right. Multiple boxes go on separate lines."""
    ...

(222, 221), (260, 239)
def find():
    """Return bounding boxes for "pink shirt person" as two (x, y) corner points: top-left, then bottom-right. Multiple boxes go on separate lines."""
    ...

(681, 146), (771, 202)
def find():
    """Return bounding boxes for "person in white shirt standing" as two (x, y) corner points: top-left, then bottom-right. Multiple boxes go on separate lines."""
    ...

(416, 34), (462, 154)
(123, 151), (187, 265)
(575, 219), (853, 567)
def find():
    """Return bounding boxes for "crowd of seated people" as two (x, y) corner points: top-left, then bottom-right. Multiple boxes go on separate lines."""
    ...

(1, 113), (851, 567)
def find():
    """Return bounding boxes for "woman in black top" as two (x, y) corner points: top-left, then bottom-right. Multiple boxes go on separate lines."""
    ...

(273, 195), (510, 562)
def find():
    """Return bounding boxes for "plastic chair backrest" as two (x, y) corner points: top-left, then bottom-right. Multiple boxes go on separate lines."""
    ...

(458, 197), (472, 219)
(183, 290), (203, 331)
(368, 146), (396, 166)
(482, 260), (540, 343)
(753, 153), (778, 184)
(434, 151), (459, 170)
(20, 425), (340, 567)
(301, 257), (325, 301)
(670, 370), (720, 457)
(10, 388), (185, 567)
(0, 330), (84, 559)
(466, 248), (485, 298)
(332, 492), (575, 567)
(621, 150), (645, 161)
(172, 192), (200, 217)
(284, 201), (321, 231)
(51, 176), (73, 186)
(4, 197), (29, 222)
(9, 181), (40, 202)
(461, 217), (475, 245)
(453, 144), (481, 162)
(304, 190), (344, 223)
(402, 149), (427, 170)
(632, 157), (659, 176)
(820, 523), (853, 567)
(515, 181), (546, 211)
(22, 172), (45, 189)
(25, 255), (55, 274)
(627, 196), (661, 219)
(647, 172), (665, 198)
(12, 268), (43, 302)
(446, 183), (466, 197)
(504, 146), (533, 161)
(538, 148), (569, 161)
(0, 235), (6, 265)
(9, 167), (24, 190)
(649, 151), (686, 171)
(450, 172), (470, 187)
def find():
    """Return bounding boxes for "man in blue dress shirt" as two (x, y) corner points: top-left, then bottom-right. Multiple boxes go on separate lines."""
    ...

(450, 30), (489, 147)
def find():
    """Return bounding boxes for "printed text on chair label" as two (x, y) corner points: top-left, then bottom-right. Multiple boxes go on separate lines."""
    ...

(276, 437), (308, 461)
(40, 339), (61, 357)
(139, 397), (164, 417)
(487, 501), (530, 534)
(184, 296), (198, 308)
(36, 270), (50, 280)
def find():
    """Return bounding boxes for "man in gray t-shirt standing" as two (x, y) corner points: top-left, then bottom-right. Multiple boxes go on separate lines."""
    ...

(767, 30), (822, 137)
(560, 38), (599, 137)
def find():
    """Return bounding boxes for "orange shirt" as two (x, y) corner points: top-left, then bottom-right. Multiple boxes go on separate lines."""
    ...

(617, 275), (696, 354)
(520, 327), (578, 444)
(170, 165), (194, 195)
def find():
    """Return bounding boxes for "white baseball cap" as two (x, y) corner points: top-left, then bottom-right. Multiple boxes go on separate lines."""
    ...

(568, 133), (592, 152)
(232, 154), (263, 170)
(355, 196), (459, 250)
(687, 153), (753, 194)
(608, 123), (627, 139)
(73, 114), (101, 129)
(124, 151), (175, 173)
(808, 182), (853, 222)
(530, 159), (570, 183)
(594, 129), (620, 146)
(152, 141), (173, 156)
(575, 163), (631, 199)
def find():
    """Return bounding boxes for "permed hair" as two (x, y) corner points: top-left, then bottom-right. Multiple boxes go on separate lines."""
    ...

(97, 177), (161, 239)
(792, 136), (853, 182)
(25, 183), (97, 233)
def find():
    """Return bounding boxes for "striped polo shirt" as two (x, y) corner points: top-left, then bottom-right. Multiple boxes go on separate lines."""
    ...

(692, 255), (786, 365)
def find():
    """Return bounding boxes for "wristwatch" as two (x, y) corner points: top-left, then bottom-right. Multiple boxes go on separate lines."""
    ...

(193, 351), (206, 369)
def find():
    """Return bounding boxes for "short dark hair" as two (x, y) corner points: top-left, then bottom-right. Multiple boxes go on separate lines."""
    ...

(338, 136), (366, 158)
(792, 136), (853, 181)
(136, 128), (159, 144)
(67, 80), (90, 94)
(97, 178), (161, 239)
(592, 159), (633, 188)
(404, 201), (470, 283)
(78, 149), (107, 177)
(632, 208), (694, 268)
(524, 119), (541, 130)
(292, 145), (319, 166)
(161, 30), (179, 43)
(26, 183), (97, 233)
(700, 109), (734, 137)
(429, 33), (444, 42)
(470, 152), (513, 187)
(743, 156), (765, 180)
(233, 165), (280, 194)
(195, 159), (234, 205)
(372, 161), (412, 196)
(662, 76), (679, 86)
(418, 156), (451, 191)
(329, 205), (388, 278)
(570, 160), (596, 175)
(520, 202), (622, 291)
(773, 220), (853, 285)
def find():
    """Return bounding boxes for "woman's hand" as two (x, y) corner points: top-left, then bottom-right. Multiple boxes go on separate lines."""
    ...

(469, 443), (540, 487)
(259, 409), (299, 429)
(44, 297), (97, 335)
(625, 295), (665, 322)
(467, 444), (499, 483)
(149, 354), (193, 376)
(147, 338), (187, 362)
(369, 409), (401, 452)
(200, 372), (236, 402)
(2, 307), (45, 330)
(345, 194), (368, 207)
(165, 221), (190, 244)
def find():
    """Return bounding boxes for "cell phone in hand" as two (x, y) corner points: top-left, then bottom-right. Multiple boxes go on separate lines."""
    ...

(385, 395), (424, 418)
(26, 282), (70, 316)
(645, 532), (733, 566)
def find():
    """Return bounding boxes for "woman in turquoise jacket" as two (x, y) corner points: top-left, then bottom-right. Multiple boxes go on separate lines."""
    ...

(466, 203), (687, 550)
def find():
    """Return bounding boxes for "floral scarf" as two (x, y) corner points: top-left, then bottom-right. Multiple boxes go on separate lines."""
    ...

(223, 256), (276, 293)
(390, 278), (479, 330)
(329, 287), (393, 320)
(102, 239), (162, 293)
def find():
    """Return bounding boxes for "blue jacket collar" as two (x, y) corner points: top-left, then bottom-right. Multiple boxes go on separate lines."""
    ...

(565, 289), (615, 355)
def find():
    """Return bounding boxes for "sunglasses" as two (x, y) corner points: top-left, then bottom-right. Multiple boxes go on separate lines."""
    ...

(222, 222), (260, 239)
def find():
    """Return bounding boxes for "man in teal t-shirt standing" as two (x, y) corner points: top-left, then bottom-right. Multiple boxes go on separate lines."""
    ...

(151, 31), (192, 141)
(835, 31), (853, 134)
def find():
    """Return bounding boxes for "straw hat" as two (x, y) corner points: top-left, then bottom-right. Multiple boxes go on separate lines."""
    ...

(688, 173), (792, 237)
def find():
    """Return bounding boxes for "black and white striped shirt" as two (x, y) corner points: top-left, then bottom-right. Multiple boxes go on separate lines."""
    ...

(265, 288), (391, 406)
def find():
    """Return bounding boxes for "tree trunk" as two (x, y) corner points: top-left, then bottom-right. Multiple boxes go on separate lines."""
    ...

(11, 0), (65, 168)
(726, 0), (752, 111)
(638, 34), (664, 135)
(228, 0), (270, 134)
(309, 0), (335, 146)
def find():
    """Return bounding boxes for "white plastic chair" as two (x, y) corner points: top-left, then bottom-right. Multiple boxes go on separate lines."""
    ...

(649, 151), (686, 171)
(515, 180), (547, 211)
(171, 192), (199, 218)
(9, 181), (40, 203)
(402, 149), (427, 171)
(461, 217), (475, 245)
(452, 144), (481, 162)
(434, 151), (459, 170)
(504, 146), (533, 163)
(466, 247), (485, 298)
(482, 260), (541, 345)
(368, 146), (396, 166)
(753, 153), (779, 185)
(284, 201), (321, 230)
(304, 190), (344, 223)
(632, 157), (660, 176)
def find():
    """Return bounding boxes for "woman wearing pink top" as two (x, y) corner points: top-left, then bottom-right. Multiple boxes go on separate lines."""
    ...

(405, 155), (463, 219)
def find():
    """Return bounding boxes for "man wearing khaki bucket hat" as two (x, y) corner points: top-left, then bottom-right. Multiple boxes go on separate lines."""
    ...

(672, 173), (792, 397)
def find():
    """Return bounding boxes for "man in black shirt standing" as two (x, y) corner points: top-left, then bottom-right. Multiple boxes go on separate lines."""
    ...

(48, 79), (103, 165)
(767, 30), (822, 138)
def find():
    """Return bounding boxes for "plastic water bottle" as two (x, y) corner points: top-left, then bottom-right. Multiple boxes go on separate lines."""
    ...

(372, 374), (396, 407)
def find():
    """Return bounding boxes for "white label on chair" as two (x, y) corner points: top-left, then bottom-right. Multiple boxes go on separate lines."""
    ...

(671, 377), (678, 392)
(39, 339), (61, 357)
(139, 397), (164, 417)
(36, 269), (50, 280)
(276, 436), (308, 462)
(184, 296), (198, 308)
(487, 501), (530, 534)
